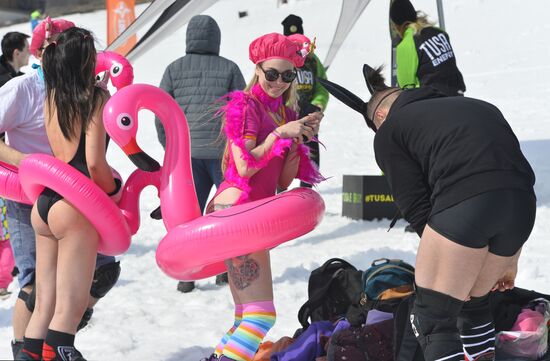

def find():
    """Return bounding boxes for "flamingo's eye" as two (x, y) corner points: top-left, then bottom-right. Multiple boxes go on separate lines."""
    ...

(116, 113), (133, 130)
(111, 62), (122, 77)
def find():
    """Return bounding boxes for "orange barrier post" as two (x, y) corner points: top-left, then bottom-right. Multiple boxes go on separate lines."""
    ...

(106, 0), (137, 56)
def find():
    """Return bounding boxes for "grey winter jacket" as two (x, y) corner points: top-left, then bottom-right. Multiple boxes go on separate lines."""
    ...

(155, 15), (246, 159)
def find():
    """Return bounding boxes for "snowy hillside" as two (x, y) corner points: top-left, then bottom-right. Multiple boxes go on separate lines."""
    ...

(1, 0), (549, 359)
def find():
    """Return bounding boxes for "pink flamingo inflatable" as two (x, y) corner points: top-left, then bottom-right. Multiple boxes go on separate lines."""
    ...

(0, 52), (155, 255)
(103, 84), (200, 229)
(103, 84), (325, 280)
(95, 51), (134, 91)
(0, 51), (135, 205)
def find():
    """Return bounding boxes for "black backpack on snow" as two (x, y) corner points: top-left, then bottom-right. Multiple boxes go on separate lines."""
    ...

(297, 258), (417, 328)
(298, 257), (424, 361)
(297, 258), (364, 328)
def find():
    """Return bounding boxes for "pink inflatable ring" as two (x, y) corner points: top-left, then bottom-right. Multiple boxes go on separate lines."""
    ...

(19, 154), (132, 255)
(0, 161), (31, 204)
(157, 187), (324, 280)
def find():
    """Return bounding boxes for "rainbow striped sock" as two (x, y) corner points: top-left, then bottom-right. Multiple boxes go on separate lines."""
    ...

(215, 304), (243, 356)
(222, 301), (276, 361)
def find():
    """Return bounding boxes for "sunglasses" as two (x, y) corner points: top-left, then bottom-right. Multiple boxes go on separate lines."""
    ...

(259, 64), (297, 83)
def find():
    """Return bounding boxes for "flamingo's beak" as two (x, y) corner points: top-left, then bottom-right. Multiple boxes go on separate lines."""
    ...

(122, 137), (161, 172)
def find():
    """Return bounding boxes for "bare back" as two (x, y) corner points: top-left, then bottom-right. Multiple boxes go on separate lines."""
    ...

(44, 102), (81, 164)
(44, 90), (115, 194)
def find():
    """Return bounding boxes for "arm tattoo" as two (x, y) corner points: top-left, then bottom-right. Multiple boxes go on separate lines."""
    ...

(226, 255), (260, 290)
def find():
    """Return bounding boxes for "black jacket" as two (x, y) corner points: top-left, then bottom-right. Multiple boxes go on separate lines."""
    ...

(374, 87), (535, 235)
(397, 26), (466, 96)
(0, 55), (23, 88)
(414, 27), (466, 95)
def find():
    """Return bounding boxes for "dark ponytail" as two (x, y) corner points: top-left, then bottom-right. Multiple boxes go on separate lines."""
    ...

(365, 65), (399, 125)
(42, 27), (104, 141)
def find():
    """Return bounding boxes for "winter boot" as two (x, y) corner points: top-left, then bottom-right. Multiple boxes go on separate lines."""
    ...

(43, 344), (87, 361)
(43, 329), (86, 361)
(215, 273), (228, 286)
(11, 339), (24, 360)
(200, 354), (218, 361)
(77, 308), (94, 331)
(177, 281), (195, 293)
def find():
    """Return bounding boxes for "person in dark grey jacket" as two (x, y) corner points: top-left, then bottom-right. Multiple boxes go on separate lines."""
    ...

(155, 15), (245, 293)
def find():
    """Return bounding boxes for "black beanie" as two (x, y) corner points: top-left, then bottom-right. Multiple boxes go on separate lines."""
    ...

(281, 14), (303, 36)
(390, 0), (417, 25)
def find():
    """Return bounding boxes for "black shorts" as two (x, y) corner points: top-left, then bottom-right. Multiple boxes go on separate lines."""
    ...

(428, 189), (536, 257)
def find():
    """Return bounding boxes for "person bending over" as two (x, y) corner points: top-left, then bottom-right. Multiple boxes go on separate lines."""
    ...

(366, 65), (534, 361)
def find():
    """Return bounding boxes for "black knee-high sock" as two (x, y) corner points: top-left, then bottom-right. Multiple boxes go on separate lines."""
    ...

(43, 329), (80, 361)
(22, 337), (43, 360)
(458, 293), (495, 361)
(411, 286), (465, 361)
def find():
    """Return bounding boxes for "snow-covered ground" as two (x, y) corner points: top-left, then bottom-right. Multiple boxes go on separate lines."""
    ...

(1, 0), (549, 359)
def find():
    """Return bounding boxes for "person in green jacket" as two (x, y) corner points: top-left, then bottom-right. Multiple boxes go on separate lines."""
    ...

(283, 14), (328, 187)
(30, 10), (43, 32)
(390, 0), (466, 96)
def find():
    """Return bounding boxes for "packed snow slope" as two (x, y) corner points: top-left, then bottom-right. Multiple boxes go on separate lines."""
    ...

(1, 0), (549, 359)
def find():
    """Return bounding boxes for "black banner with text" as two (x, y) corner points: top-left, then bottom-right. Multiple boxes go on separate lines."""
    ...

(342, 175), (401, 221)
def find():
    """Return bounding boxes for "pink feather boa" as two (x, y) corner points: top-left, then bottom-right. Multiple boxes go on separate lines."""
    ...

(220, 84), (324, 204)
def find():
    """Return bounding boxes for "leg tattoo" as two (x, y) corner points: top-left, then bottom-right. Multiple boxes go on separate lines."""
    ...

(226, 255), (260, 290)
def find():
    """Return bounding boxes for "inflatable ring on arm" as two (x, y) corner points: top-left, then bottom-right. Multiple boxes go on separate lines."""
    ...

(18, 154), (157, 255)
(0, 161), (32, 204)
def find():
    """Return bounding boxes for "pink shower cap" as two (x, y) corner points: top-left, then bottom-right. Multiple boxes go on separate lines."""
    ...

(249, 33), (305, 68)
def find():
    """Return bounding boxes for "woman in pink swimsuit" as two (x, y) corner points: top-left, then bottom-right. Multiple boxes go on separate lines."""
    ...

(207, 33), (324, 361)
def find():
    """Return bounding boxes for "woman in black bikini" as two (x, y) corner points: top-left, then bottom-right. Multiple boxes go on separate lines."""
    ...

(21, 27), (119, 361)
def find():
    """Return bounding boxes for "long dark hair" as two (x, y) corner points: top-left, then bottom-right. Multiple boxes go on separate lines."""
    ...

(42, 27), (104, 140)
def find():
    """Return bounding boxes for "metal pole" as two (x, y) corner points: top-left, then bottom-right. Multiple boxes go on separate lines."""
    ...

(436, 0), (445, 30)
(389, 0), (399, 86)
